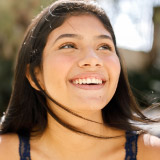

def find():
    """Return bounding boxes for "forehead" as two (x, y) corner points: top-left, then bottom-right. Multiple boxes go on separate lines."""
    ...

(47, 14), (112, 40)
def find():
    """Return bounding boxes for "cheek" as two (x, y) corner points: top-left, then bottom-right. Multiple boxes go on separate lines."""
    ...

(103, 55), (121, 77)
(103, 55), (121, 102)
(48, 55), (74, 70)
(42, 54), (76, 89)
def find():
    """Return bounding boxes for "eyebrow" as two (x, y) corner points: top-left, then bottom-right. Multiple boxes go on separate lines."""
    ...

(94, 34), (112, 41)
(54, 34), (82, 44)
(53, 33), (113, 44)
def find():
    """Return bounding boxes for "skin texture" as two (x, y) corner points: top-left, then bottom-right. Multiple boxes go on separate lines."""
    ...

(0, 15), (160, 160)
(40, 14), (121, 116)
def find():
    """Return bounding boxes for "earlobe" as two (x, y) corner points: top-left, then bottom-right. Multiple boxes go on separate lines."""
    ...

(26, 65), (44, 91)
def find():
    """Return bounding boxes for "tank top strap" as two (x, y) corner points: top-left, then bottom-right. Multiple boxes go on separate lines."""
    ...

(18, 133), (31, 160)
(125, 131), (139, 160)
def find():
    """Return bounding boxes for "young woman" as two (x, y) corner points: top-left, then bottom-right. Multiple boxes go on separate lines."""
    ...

(0, 0), (160, 159)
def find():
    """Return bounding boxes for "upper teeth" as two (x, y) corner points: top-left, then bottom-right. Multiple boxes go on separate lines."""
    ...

(73, 78), (102, 84)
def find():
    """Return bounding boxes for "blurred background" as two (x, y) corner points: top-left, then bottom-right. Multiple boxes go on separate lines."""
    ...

(0, 0), (160, 118)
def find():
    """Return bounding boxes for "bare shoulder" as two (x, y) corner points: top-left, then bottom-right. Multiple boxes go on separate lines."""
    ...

(0, 133), (19, 160)
(137, 133), (160, 160)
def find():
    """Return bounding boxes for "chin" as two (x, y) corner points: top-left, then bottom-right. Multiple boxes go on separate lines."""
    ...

(74, 102), (106, 112)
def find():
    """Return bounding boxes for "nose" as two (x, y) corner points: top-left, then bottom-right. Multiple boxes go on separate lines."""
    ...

(78, 49), (103, 68)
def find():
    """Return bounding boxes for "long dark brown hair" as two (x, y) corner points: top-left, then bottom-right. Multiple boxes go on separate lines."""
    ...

(0, 0), (152, 138)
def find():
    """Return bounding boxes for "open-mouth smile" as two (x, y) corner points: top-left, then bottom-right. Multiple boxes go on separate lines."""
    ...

(69, 75), (106, 90)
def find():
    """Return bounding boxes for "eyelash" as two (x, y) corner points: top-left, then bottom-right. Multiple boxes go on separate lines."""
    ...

(59, 43), (112, 51)
(59, 43), (77, 49)
(98, 44), (112, 51)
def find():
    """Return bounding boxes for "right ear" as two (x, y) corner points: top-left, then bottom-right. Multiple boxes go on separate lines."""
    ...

(26, 65), (44, 91)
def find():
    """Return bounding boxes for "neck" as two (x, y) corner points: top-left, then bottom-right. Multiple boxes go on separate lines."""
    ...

(32, 102), (125, 160)
(31, 104), (126, 159)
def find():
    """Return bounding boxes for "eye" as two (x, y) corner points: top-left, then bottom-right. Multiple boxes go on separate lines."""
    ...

(59, 43), (77, 49)
(98, 44), (112, 51)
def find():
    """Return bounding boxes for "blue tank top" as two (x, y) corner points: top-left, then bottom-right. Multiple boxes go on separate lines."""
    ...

(18, 131), (139, 160)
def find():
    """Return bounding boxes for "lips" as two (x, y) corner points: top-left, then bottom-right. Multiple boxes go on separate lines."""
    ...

(69, 73), (106, 90)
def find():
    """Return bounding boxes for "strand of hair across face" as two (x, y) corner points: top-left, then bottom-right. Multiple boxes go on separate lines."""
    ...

(36, 93), (127, 139)
(30, 69), (143, 137)
(40, 89), (104, 124)
(29, 66), (104, 125)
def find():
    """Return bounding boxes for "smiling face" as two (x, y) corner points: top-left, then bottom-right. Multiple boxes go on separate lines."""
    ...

(38, 14), (121, 113)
